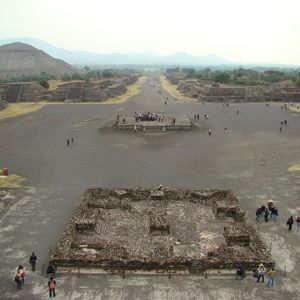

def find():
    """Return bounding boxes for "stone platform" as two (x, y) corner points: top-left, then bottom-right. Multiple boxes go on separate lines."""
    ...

(114, 114), (192, 132)
(50, 187), (273, 274)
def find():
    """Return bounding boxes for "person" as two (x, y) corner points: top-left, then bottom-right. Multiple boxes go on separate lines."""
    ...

(287, 216), (294, 231)
(71, 138), (74, 146)
(267, 268), (276, 287)
(280, 127), (282, 132)
(264, 209), (269, 222)
(134, 125), (137, 133)
(256, 207), (262, 222)
(29, 252), (38, 271)
(165, 100), (167, 105)
(224, 127), (228, 133)
(48, 277), (57, 297)
(67, 139), (70, 147)
(208, 129), (212, 136)
(271, 207), (278, 222)
(197, 114), (200, 120)
(284, 120), (287, 126)
(256, 263), (266, 283)
(15, 270), (23, 290)
(236, 265), (245, 280)
(296, 215), (300, 230)
(236, 110), (239, 114)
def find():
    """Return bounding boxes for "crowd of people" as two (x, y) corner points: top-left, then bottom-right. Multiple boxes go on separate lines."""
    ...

(255, 200), (278, 222)
(133, 111), (164, 122)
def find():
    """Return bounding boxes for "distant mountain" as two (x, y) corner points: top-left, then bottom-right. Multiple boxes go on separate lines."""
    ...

(0, 42), (79, 78)
(0, 38), (233, 66)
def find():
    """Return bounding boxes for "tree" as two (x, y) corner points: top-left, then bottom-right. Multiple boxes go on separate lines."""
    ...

(39, 80), (49, 89)
(214, 72), (230, 84)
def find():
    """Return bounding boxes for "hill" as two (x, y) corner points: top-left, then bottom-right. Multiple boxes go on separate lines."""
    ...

(0, 38), (233, 66)
(0, 42), (79, 78)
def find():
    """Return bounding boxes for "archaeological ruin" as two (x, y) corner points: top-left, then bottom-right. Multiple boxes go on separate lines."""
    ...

(50, 187), (273, 274)
(166, 75), (300, 103)
(0, 75), (138, 103)
(114, 112), (191, 132)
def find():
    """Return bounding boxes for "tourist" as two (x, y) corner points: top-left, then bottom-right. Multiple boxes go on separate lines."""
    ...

(256, 207), (262, 222)
(287, 216), (294, 231)
(71, 138), (74, 146)
(256, 263), (266, 283)
(173, 118), (176, 125)
(270, 207), (278, 222)
(236, 265), (245, 280)
(208, 129), (212, 136)
(194, 113), (197, 120)
(134, 125), (137, 133)
(236, 110), (239, 114)
(197, 114), (200, 120)
(48, 277), (57, 297)
(123, 118), (126, 124)
(264, 209), (269, 222)
(14, 270), (23, 290)
(67, 139), (70, 147)
(267, 268), (276, 287)
(280, 127), (282, 132)
(296, 215), (300, 230)
(29, 252), (38, 271)
(284, 120), (287, 126)
(224, 127), (228, 133)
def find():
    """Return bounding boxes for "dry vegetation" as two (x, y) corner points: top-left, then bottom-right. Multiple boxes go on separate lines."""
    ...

(104, 76), (147, 104)
(160, 75), (198, 102)
(0, 174), (25, 187)
(0, 102), (45, 120)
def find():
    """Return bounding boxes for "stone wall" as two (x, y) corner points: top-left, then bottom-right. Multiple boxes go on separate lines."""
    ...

(170, 76), (300, 103)
(50, 187), (273, 273)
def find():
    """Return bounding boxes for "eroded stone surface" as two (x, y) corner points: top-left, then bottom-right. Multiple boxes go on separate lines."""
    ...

(50, 187), (272, 273)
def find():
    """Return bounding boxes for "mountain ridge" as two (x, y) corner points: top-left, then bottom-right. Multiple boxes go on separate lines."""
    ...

(0, 37), (233, 66)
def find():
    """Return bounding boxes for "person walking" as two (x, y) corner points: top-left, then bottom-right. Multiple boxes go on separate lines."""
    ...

(14, 270), (23, 289)
(208, 129), (212, 136)
(71, 138), (74, 146)
(287, 216), (294, 231)
(48, 277), (57, 297)
(256, 263), (266, 283)
(296, 215), (300, 230)
(67, 139), (70, 147)
(267, 268), (276, 287)
(29, 252), (38, 271)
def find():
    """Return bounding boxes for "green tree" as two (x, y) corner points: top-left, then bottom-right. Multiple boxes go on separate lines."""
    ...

(214, 72), (230, 83)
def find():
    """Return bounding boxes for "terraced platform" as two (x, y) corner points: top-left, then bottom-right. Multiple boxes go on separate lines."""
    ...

(50, 187), (273, 274)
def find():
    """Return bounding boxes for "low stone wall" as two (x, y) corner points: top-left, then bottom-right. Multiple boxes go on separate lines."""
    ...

(50, 187), (273, 273)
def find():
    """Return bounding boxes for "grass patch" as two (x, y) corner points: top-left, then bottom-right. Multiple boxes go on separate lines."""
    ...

(103, 76), (147, 104)
(0, 103), (45, 120)
(288, 164), (300, 172)
(48, 80), (84, 91)
(0, 174), (25, 187)
(159, 75), (198, 103)
(289, 106), (300, 113)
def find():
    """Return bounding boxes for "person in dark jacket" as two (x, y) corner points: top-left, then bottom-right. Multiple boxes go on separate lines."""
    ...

(287, 216), (294, 231)
(29, 252), (37, 271)
(48, 277), (56, 297)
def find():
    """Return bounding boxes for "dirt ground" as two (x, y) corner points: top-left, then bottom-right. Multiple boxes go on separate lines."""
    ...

(0, 75), (300, 299)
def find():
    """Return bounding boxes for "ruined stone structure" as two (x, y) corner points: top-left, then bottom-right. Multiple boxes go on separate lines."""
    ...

(167, 75), (300, 103)
(0, 75), (138, 103)
(114, 113), (191, 132)
(50, 187), (273, 274)
(0, 82), (49, 103)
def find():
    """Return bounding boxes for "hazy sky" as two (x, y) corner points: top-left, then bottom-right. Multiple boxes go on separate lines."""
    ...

(1, 0), (300, 64)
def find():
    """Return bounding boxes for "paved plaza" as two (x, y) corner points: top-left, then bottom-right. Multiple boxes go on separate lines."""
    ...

(0, 75), (300, 299)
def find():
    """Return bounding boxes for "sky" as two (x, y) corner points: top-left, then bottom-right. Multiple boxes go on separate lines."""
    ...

(1, 0), (300, 64)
